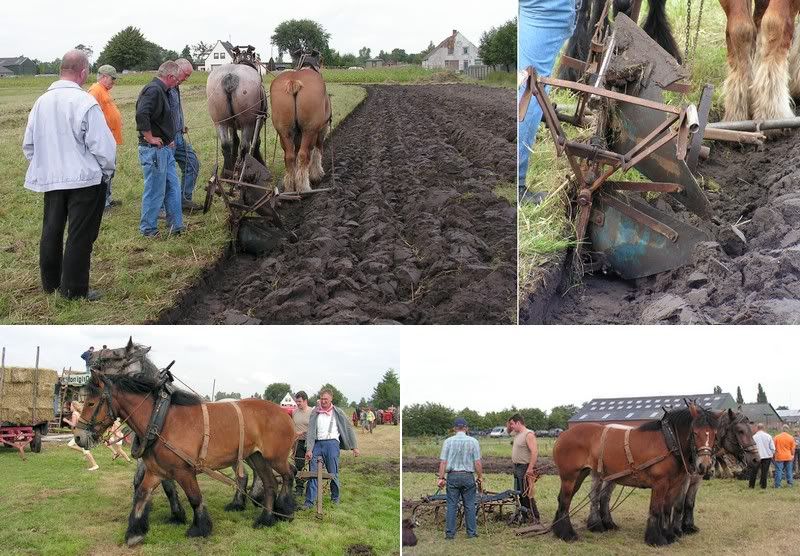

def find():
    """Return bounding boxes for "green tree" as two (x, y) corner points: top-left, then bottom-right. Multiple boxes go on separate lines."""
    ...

(180, 45), (193, 65)
(250, 392), (263, 400)
(96, 26), (149, 71)
(713, 385), (722, 394)
(736, 386), (744, 404)
(404, 403), (455, 436)
(264, 382), (293, 403)
(214, 391), (241, 401)
(315, 383), (348, 407)
(457, 407), (486, 431)
(479, 18), (517, 71)
(372, 369), (400, 409)
(271, 19), (331, 61)
(547, 404), (579, 429)
(358, 46), (371, 62)
(756, 383), (768, 404)
(191, 41), (212, 63)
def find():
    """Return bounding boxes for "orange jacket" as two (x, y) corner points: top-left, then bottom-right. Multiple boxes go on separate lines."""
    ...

(774, 432), (796, 462)
(88, 82), (123, 145)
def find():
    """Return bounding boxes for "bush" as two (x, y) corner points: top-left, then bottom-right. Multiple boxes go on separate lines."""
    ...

(403, 403), (455, 437)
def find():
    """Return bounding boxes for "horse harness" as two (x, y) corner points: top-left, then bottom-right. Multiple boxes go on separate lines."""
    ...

(596, 417), (712, 482)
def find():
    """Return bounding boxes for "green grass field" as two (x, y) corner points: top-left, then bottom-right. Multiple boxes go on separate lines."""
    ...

(403, 471), (800, 555)
(0, 424), (400, 555)
(518, 0), (731, 299)
(403, 435), (557, 459)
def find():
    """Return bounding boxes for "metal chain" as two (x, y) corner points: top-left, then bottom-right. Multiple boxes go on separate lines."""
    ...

(684, 0), (693, 65)
(691, 0), (706, 64)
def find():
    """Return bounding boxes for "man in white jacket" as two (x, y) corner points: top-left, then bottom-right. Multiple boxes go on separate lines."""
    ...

(749, 423), (775, 490)
(22, 49), (116, 300)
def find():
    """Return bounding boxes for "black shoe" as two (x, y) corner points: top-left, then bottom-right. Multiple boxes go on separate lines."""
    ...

(519, 189), (547, 205)
(108, 199), (122, 207)
(182, 200), (203, 212)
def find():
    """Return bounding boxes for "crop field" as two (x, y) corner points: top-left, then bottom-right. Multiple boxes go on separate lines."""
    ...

(0, 423), (400, 555)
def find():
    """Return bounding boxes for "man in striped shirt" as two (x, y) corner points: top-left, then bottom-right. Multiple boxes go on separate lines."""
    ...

(437, 417), (483, 540)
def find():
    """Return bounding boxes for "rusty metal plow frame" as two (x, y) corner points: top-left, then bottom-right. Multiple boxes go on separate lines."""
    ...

(525, 66), (696, 248)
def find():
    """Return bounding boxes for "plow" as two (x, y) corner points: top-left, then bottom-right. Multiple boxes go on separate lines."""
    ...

(519, 12), (768, 279)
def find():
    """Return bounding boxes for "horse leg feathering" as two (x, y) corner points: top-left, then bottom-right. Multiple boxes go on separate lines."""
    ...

(750, 8), (795, 121)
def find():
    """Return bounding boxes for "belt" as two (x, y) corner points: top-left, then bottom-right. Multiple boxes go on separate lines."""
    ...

(447, 470), (474, 474)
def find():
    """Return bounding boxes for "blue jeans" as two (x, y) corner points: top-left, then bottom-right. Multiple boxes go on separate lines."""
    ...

(518, 0), (577, 189)
(173, 132), (200, 202)
(775, 460), (794, 487)
(138, 145), (183, 235)
(305, 439), (340, 506)
(445, 472), (477, 539)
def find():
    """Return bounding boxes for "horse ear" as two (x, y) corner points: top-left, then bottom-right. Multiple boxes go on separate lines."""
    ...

(688, 403), (699, 418)
(126, 337), (134, 352)
(728, 408), (736, 420)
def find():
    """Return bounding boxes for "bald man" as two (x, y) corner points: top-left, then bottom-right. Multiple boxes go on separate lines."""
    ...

(23, 49), (116, 300)
(169, 58), (201, 211)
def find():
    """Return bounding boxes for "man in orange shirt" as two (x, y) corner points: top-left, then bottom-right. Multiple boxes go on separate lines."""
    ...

(774, 424), (796, 487)
(88, 65), (123, 209)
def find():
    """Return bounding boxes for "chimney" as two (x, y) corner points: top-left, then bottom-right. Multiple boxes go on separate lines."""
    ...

(452, 30), (457, 37)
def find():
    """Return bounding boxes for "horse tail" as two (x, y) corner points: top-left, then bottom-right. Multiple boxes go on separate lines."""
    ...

(284, 79), (303, 96)
(221, 73), (240, 119)
(642, 0), (683, 64)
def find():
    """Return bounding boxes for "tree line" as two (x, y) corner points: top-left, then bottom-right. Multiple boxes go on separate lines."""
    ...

(404, 402), (580, 437)
(202, 369), (399, 411)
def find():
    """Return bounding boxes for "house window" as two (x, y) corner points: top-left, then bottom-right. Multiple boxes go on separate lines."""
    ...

(463, 47), (468, 55)
(448, 46), (454, 55)
(220, 53), (225, 59)
(214, 53), (219, 59)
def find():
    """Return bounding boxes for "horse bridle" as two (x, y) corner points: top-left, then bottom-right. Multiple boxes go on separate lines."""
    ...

(719, 413), (759, 463)
(75, 375), (117, 437)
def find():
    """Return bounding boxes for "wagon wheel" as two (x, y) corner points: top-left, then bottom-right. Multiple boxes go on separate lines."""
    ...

(203, 164), (219, 214)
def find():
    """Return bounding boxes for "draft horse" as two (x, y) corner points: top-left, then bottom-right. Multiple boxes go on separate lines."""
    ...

(76, 339), (296, 547)
(551, 401), (717, 546)
(270, 49), (332, 193)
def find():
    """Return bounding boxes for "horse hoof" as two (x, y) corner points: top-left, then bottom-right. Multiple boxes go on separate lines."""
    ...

(604, 521), (619, 531)
(167, 512), (187, 524)
(187, 526), (210, 538)
(254, 512), (277, 528)
(683, 525), (699, 535)
(224, 502), (246, 512)
(587, 520), (606, 533)
(125, 535), (144, 547)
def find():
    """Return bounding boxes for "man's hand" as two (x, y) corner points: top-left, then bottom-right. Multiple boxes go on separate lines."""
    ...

(305, 450), (312, 461)
(167, 141), (175, 149)
(437, 477), (446, 489)
(143, 132), (163, 148)
(526, 466), (536, 477)
(353, 448), (360, 457)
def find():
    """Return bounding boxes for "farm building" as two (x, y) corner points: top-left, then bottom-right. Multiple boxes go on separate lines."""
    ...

(569, 393), (737, 428)
(200, 41), (234, 72)
(422, 30), (481, 72)
(777, 409), (800, 425)
(279, 392), (296, 415)
(0, 56), (37, 76)
(364, 58), (384, 68)
(739, 403), (783, 430)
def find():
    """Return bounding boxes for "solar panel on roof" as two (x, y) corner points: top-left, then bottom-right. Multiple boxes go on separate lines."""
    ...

(602, 413), (611, 419)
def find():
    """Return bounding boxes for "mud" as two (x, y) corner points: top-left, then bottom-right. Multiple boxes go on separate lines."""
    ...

(163, 85), (516, 324)
(402, 455), (556, 475)
(525, 133), (800, 324)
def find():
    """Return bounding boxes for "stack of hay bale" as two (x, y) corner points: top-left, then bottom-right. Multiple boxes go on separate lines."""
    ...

(0, 367), (58, 425)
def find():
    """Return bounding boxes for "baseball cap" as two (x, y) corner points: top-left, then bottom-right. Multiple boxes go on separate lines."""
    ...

(97, 65), (118, 79)
(454, 417), (468, 428)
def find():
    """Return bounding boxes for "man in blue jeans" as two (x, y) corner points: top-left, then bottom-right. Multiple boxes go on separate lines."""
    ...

(304, 389), (359, 509)
(135, 61), (183, 237)
(437, 417), (484, 540)
(169, 59), (202, 211)
(518, 0), (577, 202)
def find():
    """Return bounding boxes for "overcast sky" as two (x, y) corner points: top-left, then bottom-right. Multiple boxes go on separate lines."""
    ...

(0, 326), (399, 403)
(2, 1), (516, 63)
(401, 327), (800, 413)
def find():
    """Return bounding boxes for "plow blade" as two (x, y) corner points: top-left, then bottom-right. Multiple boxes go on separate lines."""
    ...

(590, 193), (709, 279)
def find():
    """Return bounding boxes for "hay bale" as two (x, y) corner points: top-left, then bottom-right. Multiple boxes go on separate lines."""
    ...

(0, 367), (57, 425)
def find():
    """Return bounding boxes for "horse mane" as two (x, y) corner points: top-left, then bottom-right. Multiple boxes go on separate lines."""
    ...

(637, 407), (717, 432)
(89, 366), (201, 406)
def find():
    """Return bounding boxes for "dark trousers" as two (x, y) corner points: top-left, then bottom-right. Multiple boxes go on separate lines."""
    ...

(749, 457), (772, 489)
(294, 439), (307, 492)
(513, 463), (540, 521)
(40, 183), (105, 298)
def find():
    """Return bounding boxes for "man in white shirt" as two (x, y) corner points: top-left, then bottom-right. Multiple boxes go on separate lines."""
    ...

(22, 49), (116, 300)
(749, 423), (775, 489)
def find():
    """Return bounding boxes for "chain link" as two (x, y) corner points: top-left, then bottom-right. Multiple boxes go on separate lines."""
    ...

(684, 0), (693, 64)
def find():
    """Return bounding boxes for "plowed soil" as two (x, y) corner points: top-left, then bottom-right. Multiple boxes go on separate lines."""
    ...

(162, 84), (516, 324)
(522, 134), (800, 325)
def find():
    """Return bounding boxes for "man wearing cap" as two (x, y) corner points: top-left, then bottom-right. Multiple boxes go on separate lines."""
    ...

(168, 59), (202, 211)
(22, 49), (116, 301)
(88, 65), (123, 209)
(303, 389), (360, 509)
(437, 417), (483, 540)
(292, 391), (313, 496)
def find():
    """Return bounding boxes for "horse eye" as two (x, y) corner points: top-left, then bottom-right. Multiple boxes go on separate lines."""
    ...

(87, 402), (95, 407)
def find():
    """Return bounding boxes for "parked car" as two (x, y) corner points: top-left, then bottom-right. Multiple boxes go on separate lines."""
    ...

(535, 430), (551, 438)
(489, 426), (509, 438)
(548, 428), (564, 437)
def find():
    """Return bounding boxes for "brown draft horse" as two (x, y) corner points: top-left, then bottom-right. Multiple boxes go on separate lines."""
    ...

(270, 51), (332, 193)
(75, 339), (296, 547)
(551, 401), (717, 546)
(721, 0), (800, 121)
(589, 407), (759, 539)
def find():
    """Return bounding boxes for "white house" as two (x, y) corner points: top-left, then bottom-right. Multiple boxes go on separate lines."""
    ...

(201, 40), (234, 72)
(422, 30), (481, 72)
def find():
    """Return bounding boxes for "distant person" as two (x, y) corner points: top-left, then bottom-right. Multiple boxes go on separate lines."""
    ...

(64, 401), (99, 471)
(774, 425), (796, 487)
(105, 418), (132, 462)
(292, 391), (313, 496)
(80, 346), (94, 370)
(303, 389), (359, 509)
(507, 413), (542, 525)
(366, 408), (376, 433)
(794, 428), (800, 471)
(135, 60), (183, 237)
(352, 407), (360, 427)
(437, 417), (483, 540)
(749, 423), (775, 489)
(88, 64), (123, 209)
(22, 49), (116, 300)
(168, 58), (201, 211)
(517, 0), (576, 203)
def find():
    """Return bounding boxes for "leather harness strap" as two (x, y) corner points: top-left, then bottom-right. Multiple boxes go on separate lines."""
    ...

(623, 429), (635, 467)
(231, 401), (245, 479)
(199, 403), (210, 466)
(598, 422), (676, 483)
